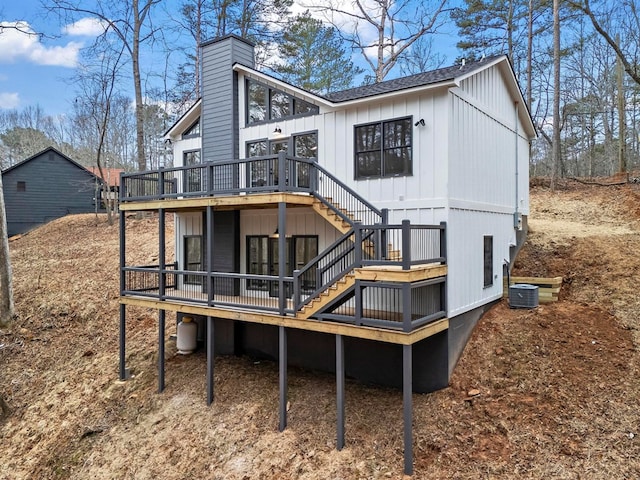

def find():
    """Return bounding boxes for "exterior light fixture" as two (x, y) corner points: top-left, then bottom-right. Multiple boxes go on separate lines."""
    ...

(273, 126), (282, 134)
(414, 119), (425, 127)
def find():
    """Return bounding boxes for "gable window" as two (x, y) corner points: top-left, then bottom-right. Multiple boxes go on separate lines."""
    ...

(483, 236), (493, 287)
(17, 181), (26, 192)
(182, 118), (200, 139)
(354, 117), (413, 179)
(246, 79), (319, 125)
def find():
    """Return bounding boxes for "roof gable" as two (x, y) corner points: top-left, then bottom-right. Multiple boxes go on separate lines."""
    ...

(2, 147), (103, 183)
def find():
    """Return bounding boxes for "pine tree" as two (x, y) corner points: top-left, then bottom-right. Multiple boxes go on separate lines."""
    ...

(272, 11), (362, 94)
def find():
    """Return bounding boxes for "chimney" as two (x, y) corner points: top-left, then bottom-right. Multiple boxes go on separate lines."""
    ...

(200, 35), (255, 164)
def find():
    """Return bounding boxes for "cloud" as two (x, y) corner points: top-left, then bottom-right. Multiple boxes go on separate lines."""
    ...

(0, 92), (20, 109)
(63, 17), (108, 36)
(0, 21), (81, 67)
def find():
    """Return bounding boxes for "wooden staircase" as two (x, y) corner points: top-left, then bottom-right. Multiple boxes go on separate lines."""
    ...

(311, 198), (359, 234)
(297, 273), (356, 319)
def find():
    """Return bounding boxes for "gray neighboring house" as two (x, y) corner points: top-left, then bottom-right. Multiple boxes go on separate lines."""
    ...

(2, 147), (103, 237)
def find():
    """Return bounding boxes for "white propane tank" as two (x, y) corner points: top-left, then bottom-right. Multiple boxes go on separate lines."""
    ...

(177, 316), (197, 354)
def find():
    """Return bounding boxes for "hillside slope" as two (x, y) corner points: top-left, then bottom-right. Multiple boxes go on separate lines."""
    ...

(1, 182), (639, 479)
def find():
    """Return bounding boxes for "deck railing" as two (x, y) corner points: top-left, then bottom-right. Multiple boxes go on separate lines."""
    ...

(120, 154), (384, 227)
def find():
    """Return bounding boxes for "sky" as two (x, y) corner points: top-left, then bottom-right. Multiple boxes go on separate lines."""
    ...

(0, 1), (461, 118)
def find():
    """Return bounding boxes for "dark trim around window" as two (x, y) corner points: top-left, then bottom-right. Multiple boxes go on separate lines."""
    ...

(245, 79), (319, 126)
(354, 116), (413, 180)
(483, 235), (493, 288)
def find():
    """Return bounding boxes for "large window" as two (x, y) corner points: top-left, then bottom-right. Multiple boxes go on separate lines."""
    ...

(246, 235), (318, 292)
(484, 236), (493, 287)
(246, 79), (319, 125)
(354, 117), (413, 179)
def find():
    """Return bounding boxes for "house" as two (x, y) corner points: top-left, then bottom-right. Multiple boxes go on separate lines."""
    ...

(118, 35), (535, 474)
(2, 147), (104, 237)
(87, 166), (124, 209)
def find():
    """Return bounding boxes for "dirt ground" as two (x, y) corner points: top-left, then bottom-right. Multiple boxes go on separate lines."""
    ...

(1, 180), (639, 479)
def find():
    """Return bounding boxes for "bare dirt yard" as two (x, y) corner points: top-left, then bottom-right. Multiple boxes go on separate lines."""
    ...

(1, 180), (639, 479)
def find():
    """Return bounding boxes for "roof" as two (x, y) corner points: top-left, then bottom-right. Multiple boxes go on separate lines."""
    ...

(87, 167), (124, 187)
(324, 56), (502, 102)
(1, 146), (104, 183)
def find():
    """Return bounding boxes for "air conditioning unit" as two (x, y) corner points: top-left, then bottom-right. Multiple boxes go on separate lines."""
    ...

(508, 284), (539, 309)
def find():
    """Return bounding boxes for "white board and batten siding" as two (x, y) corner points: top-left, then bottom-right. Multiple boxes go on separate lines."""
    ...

(445, 65), (531, 316)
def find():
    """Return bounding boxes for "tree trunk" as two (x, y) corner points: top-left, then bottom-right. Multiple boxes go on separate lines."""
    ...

(551, 0), (561, 190)
(133, 0), (146, 172)
(0, 171), (15, 327)
(616, 34), (626, 173)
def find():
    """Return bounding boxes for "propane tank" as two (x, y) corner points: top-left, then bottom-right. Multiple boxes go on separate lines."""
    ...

(177, 316), (197, 354)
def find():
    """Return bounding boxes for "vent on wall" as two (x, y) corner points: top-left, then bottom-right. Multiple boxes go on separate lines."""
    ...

(508, 284), (539, 309)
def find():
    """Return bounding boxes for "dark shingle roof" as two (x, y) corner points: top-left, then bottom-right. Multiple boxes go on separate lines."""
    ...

(325, 55), (503, 103)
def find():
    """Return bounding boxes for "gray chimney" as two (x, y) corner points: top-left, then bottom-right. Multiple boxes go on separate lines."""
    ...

(200, 35), (255, 164)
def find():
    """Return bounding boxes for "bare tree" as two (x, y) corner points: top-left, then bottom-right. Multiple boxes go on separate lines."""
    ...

(47, 0), (161, 172)
(307, 0), (450, 82)
(0, 170), (14, 328)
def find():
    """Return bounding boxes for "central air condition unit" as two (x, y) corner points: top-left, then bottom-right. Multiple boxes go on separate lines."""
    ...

(508, 284), (539, 309)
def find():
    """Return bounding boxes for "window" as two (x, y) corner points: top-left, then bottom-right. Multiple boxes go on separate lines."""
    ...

(183, 150), (202, 192)
(184, 235), (203, 285)
(247, 236), (269, 290)
(182, 118), (200, 138)
(17, 181), (26, 192)
(246, 79), (318, 125)
(354, 117), (413, 179)
(246, 235), (318, 292)
(484, 236), (493, 287)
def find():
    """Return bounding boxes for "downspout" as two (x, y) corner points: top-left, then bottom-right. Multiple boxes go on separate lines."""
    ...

(514, 101), (519, 227)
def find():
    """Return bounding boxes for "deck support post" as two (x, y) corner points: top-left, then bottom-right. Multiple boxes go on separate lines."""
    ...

(159, 208), (165, 299)
(207, 315), (215, 405)
(278, 202), (286, 315)
(119, 211), (128, 380)
(403, 344), (413, 475)
(279, 326), (288, 431)
(336, 334), (345, 450)
(119, 303), (127, 380)
(206, 207), (214, 305)
(158, 309), (165, 393)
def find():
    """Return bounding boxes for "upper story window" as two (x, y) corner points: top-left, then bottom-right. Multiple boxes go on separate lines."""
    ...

(17, 181), (26, 192)
(182, 118), (200, 139)
(354, 117), (413, 180)
(246, 79), (319, 125)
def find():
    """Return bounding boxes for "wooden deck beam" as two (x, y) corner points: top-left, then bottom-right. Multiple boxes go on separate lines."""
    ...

(119, 192), (315, 212)
(355, 263), (447, 282)
(120, 296), (448, 345)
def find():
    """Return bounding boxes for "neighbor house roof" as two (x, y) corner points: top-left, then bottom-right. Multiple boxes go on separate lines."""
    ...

(86, 167), (124, 187)
(2, 147), (104, 184)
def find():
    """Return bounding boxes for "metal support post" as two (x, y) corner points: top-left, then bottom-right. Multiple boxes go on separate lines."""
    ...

(336, 334), (345, 450)
(207, 316), (215, 405)
(158, 310), (165, 393)
(402, 219), (411, 270)
(159, 208), (166, 299)
(403, 344), (414, 476)
(278, 202), (286, 315)
(119, 303), (127, 380)
(279, 326), (288, 431)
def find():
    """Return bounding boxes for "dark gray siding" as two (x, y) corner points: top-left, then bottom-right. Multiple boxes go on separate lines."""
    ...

(2, 149), (99, 236)
(201, 35), (254, 164)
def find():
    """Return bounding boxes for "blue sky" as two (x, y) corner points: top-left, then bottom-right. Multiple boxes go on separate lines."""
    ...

(0, 1), (461, 117)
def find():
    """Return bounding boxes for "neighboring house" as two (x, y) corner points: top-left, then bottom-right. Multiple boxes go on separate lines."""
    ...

(118, 35), (536, 474)
(2, 147), (103, 237)
(87, 166), (123, 209)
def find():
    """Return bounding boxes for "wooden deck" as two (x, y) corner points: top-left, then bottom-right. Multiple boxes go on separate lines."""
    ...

(121, 294), (448, 345)
(119, 192), (315, 212)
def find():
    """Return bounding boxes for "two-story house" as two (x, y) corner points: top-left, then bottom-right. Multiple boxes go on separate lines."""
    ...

(118, 35), (535, 474)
